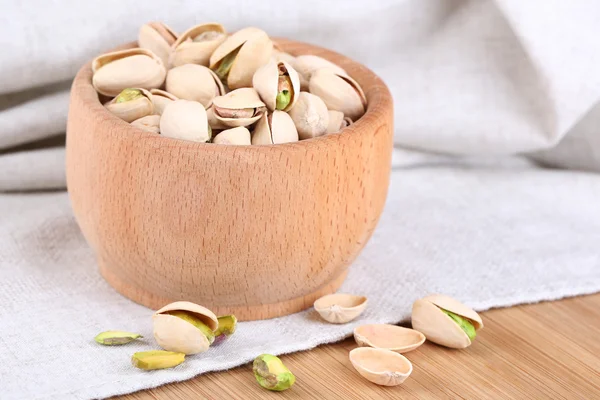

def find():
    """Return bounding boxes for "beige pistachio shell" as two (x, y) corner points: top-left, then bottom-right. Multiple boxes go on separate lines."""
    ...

(92, 48), (166, 96)
(160, 100), (210, 143)
(313, 293), (367, 324)
(309, 69), (366, 121)
(206, 105), (229, 130)
(213, 127), (251, 145)
(138, 22), (178, 67)
(349, 347), (413, 386)
(251, 111), (298, 145)
(166, 64), (225, 108)
(131, 114), (160, 133)
(291, 55), (346, 90)
(354, 324), (425, 353)
(252, 60), (300, 112)
(149, 89), (178, 115)
(153, 314), (211, 355)
(287, 92), (329, 140)
(169, 23), (227, 68)
(424, 294), (483, 330)
(104, 88), (153, 123)
(210, 27), (273, 89)
(212, 88), (266, 128)
(271, 50), (296, 65)
(326, 110), (345, 134)
(155, 301), (219, 330)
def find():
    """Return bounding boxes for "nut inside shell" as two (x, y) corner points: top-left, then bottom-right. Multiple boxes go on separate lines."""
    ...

(169, 23), (227, 68)
(354, 324), (425, 353)
(251, 111), (298, 145)
(313, 293), (367, 324)
(212, 88), (267, 127)
(349, 347), (413, 387)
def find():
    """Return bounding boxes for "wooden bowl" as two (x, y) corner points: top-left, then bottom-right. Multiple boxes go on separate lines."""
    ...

(66, 39), (393, 320)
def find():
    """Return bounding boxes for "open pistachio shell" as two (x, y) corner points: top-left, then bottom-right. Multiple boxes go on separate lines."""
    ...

(213, 127), (251, 145)
(411, 294), (483, 349)
(252, 60), (300, 112)
(169, 23), (227, 68)
(104, 88), (154, 123)
(166, 64), (225, 108)
(287, 92), (329, 140)
(251, 111), (298, 145)
(131, 114), (160, 134)
(291, 54), (347, 90)
(210, 27), (273, 89)
(138, 22), (178, 67)
(160, 100), (210, 143)
(354, 324), (425, 353)
(326, 110), (348, 134)
(309, 69), (366, 121)
(212, 88), (266, 128)
(206, 105), (229, 130)
(313, 293), (367, 324)
(149, 89), (178, 115)
(349, 347), (413, 386)
(92, 48), (166, 97)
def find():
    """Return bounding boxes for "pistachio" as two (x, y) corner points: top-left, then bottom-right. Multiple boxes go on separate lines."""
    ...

(104, 88), (154, 123)
(213, 127), (251, 145)
(210, 27), (273, 89)
(212, 88), (266, 128)
(132, 350), (185, 370)
(287, 92), (329, 140)
(353, 324), (425, 353)
(213, 315), (238, 343)
(160, 100), (211, 143)
(253, 60), (300, 112)
(94, 331), (142, 345)
(131, 115), (160, 134)
(206, 105), (229, 130)
(251, 111), (298, 145)
(149, 89), (178, 116)
(253, 354), (295, 391)
(169, 23), (227, 68)
(411, 294), (483, 349)
(291, 54), (347, 90)
(326, 110), (352, 134)
(166, 310), (215, 344)
(309, 69), (366, 121)
(313, 293), (367, 324)
(349, 347), (412, 386)
(271, 50), (296, 65)
(138, 22), (178, 67)
(92, 48), (166, 97)
(166, 64), (225, 108)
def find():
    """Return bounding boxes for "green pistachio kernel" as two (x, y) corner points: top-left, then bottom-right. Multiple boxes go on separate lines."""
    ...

(441, 309), (476, 341)
(253, 354), (296, 391)
(166, 311), (215, 344)
(132, 350), (185, 370)
(275, 90), (291, 110)
(115, 88), (143, 103)
(213, 46), (242, 81)
(94, 330), (142, 345)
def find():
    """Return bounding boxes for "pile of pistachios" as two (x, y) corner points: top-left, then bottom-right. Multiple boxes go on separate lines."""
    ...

(91, 22), (366, 145)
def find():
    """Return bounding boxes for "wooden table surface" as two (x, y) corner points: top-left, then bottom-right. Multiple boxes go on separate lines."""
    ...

(119, 294), (600, 399)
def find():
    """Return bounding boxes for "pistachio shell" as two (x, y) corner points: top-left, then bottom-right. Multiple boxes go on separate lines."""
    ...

(149, 89), (178, 115)
(349, 347), (412, 386)
(155, 301), (219, 330)
(271, 50), (296, 64)
(138, 22), (178, 67)
(354, 324), (425, 353)
(92, 48), (166, 96)
(131, 115), (160, 134)
(313, 293), (367, 324)
(326, 110), (345, 134)
(210, 27), (273, 89)
(213, 127), (251, 145)
(252, 60), (300, 112)
(212, 88), (266, 128)
(287, 92), (329, 140)
(166, 64), (225, 108)
(251, 111), (298, 145)
(104, 88), (153, 123)
(206, 105), (229, 130)
(160, 100), (210, 143)
(169, 23), (227, 68)
(309, 69), (366, 121)
(291, 55), (346, 90)
(423, 294), (483, 330)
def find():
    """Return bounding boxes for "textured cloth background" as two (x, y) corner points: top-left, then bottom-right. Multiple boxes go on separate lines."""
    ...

(1, 0), (600, 399)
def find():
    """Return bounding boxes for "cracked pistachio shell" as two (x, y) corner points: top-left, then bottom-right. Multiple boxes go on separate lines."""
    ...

(166, 64), (225, 108)
(132, 350), (185, 370)
(149, 89), (178, 115)
(354, 324), (425, 353)
(309, 69), (366, 121)
(213, 127), (251, 145)
(291, 54), (347, 90)
(252, 60), (300, 112)
(251, 111), (298, 145)
(169, 23), (227, 68)
(349, 347), (413, 386)
(138, 22), (178, 67)
(104, 88), (154, 123)
(206, 105), (229, 130)
(92, 48), (166, 96)
(313, 293), (367, 324)
(160, 100), (210, 143)
(212, 88), (266, 128)
(210, 27), (273, 89)
(131, 114), (160, 134)
(411, 294), (483, 349)
(153, 301), (218, 355)
(287, 92), (329, 140)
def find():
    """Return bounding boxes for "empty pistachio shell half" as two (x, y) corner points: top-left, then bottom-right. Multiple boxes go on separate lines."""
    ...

(170, 23), (227, 68)
(94, 330), (142, 345)
(92, 48), (166, 97)
(326, 110), (352, 134)
(354, 324), (425, 353)
(213, 127), (251, 145)
(138, 22), (178, 67)
(309, 69), (366, 121)
(411, 294), (483, 349)
(210, 27), (273, 89)
(166, 64), (225, 108)
(349, 347), (413, 386)
(149, 89), (178, 116)
(153, 301), (218, 355)
(252, 60), (300, 112)
(251, 111), (298, 145)
(287, 92), (329, 140)
(132, 350), (185, 370)
(104, 88), (154, 123)
(213, 314), (238, 344)
(212, 88), (266, 128)
(253, 354), (296, 391)
(131, 114), (160, 134)
(291, 54), (347, 90)
(313, 293), (367, 324)
(160, 100), (211, 143)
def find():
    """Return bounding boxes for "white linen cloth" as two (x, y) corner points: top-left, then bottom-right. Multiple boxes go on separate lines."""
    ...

(1, 1), (600, 398)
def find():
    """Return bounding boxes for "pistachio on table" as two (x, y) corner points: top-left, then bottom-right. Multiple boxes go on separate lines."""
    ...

(138, 21), (178, 67)
(213, 315), (238, 343)
(104, 88), (154, 123)
(170, 23), (227, 68)
(313, 293), (367, 324)
(349, 347), (412, 386)
(253, 354), (296, 391)
(132, 350), (185, 370)
(94, 330), (142, 346)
